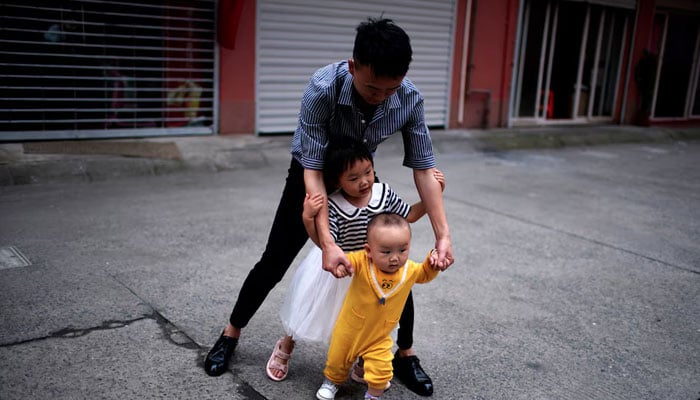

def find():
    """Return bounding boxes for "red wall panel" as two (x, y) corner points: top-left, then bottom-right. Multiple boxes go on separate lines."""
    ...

(449, 0), (519, 129)
(218, 0), (256, 134)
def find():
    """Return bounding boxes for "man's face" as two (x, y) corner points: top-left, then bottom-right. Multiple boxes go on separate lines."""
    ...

(348, 59), (404, 106)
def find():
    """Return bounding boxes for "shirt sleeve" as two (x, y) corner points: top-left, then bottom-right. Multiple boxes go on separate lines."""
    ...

(328, 202), (339, 243)
(296, 66), (337, 170)
(346, 250), (367, 276)
(399, 86), (435, 170)
(383, 184), (411, 218)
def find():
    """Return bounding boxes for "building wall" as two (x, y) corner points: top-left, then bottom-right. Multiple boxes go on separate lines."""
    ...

(448, 0), (518, 129)
(217, 0), (700, 135)
(220, 0), (518, 134)
(218, 0), (256, 135)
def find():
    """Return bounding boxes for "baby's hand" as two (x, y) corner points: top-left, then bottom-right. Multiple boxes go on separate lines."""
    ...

(334, 263), (353, 278)
(303, 193), (325, 219)
(429, 248), (440, 270)
(434, 169), (446, 192)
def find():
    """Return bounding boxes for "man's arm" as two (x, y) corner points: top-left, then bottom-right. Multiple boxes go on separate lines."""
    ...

(413, 168), (454, 270)
(406, 169), (445, 223)
(303, 169), (353, 277)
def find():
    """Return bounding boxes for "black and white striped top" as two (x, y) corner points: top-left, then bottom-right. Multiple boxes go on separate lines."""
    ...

(329, 182), (411, 252)
(291, 61), (436, 171)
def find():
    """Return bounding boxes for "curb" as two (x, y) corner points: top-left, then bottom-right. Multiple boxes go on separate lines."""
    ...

(0, 135), (291, 186)
(1, 126), (698, 187)
(445, 126), (700, 152)
(0, 149), (272, 186)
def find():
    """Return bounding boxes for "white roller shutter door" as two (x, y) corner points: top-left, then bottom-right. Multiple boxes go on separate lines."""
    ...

(257, 0), (456, 134)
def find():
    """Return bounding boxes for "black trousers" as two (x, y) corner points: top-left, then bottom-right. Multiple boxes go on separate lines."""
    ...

(229, 158), (415, 349)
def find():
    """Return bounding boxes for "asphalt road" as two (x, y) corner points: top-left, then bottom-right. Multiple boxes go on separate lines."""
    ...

(1, 136), (698, 399)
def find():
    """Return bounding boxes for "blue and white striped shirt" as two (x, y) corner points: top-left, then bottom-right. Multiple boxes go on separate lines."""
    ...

(291, 61), (436, 170)
(329, 182), (411, 251)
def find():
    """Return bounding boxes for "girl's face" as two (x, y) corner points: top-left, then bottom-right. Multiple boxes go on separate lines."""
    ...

(365, 224), (411, 274)
(338, 158), (374, 201)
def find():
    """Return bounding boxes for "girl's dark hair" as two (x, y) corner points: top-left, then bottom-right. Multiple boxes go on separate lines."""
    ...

(353, 17), (412, 78)
(323, 136), (374, 189)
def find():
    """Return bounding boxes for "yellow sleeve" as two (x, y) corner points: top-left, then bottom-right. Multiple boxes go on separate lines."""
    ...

(415, 251), (439, 284)
(346, 250), (367, 274)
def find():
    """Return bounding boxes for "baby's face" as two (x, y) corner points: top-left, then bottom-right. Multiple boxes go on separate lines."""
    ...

(365, 224), (411, 274)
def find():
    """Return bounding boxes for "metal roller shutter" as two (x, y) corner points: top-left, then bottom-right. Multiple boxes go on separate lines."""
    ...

(0, 0), (217, 141)
(257, 0), (456, 134)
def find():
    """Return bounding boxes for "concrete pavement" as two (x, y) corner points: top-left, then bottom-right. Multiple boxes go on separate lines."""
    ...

(0, 125), (698, 399)
(1, 124), (699, 186)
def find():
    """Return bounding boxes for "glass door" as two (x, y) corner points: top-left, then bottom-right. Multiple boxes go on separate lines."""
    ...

(549, 1), (587, 120)
(512, 0), (630, 124)
(691, 26), (700, 116)
(652, 13), (700, 119)
(589, 10), (628, 117)
(513, 0), (550, 118)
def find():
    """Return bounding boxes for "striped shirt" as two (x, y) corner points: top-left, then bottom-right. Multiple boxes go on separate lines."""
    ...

(291, 61), (436, 170)
(328, 182), (411, 252)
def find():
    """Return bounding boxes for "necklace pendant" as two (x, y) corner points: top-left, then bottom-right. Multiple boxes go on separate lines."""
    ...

(379, 297), (385, 305)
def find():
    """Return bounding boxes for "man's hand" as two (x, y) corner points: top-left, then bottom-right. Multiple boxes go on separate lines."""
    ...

(322, 242), (353, 278)
(430, 236), (454, 271)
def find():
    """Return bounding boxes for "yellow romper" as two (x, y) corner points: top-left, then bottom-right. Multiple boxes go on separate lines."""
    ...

(323, 250), (439, 391)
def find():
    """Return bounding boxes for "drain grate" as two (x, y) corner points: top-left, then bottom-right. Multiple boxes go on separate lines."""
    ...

(0, 246), (32, 269)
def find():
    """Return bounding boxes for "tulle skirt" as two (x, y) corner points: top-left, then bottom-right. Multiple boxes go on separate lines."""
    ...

(279, 245), (352, 344)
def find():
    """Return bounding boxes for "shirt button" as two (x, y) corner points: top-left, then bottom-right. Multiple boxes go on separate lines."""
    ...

(363, 139), (368, 143)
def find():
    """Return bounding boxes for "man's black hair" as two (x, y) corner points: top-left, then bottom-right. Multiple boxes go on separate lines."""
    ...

(353, 17), (412, 78)
(323, 136), (374, 190)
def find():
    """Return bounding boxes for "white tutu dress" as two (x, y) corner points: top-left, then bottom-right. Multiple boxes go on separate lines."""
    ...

(279, 245), (352, 343)
(279, 182), (411, 343)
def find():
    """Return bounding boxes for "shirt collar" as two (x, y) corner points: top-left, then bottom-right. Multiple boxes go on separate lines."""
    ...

(329, 183), (387, 219)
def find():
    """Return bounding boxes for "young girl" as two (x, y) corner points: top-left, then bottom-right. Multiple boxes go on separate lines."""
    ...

(266, 137), (445, 381)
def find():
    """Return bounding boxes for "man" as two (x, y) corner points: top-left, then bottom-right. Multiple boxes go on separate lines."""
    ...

(204, 17), (454, 397)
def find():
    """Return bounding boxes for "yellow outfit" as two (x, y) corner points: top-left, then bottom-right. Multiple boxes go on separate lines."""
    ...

(323, 250), (439, 390)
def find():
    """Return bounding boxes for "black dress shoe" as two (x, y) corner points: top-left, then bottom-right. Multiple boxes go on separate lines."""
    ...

(204, 333), (238, 376)
(392, 350), (433, 396)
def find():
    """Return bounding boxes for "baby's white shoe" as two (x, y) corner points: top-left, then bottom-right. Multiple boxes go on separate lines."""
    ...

(316, 378), (339, 400)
